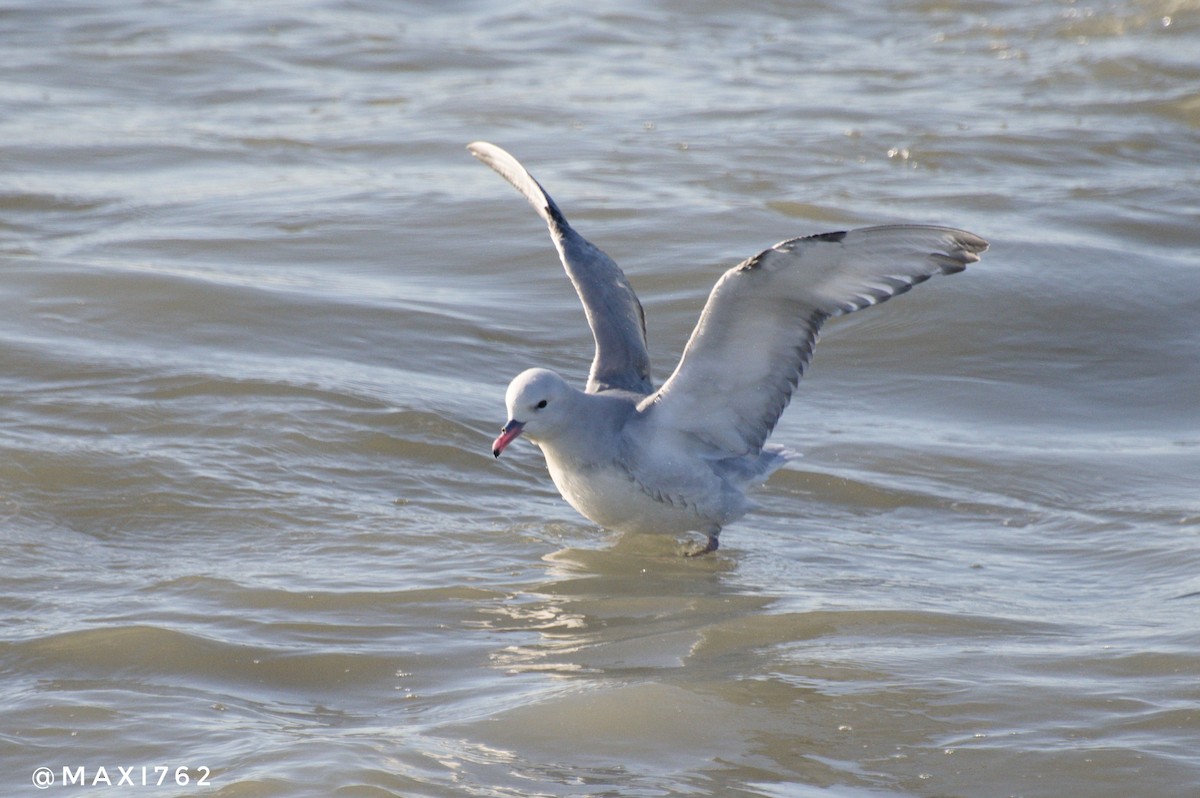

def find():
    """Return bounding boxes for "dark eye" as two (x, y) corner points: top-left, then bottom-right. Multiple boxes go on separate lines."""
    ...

(536, 399), (548, 409)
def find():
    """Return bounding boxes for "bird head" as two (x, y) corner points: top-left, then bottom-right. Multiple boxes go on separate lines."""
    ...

(492, 368), (573, 457)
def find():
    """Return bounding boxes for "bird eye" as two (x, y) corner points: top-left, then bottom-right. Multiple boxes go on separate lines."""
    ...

(536, 399), (548, 409)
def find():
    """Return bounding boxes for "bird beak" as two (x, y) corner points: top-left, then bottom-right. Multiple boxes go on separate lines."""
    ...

(492, 419), (525, 458)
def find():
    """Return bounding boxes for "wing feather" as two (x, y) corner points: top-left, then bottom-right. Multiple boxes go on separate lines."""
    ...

(468, 142), (652, 394)
(640, 225), (988, 455)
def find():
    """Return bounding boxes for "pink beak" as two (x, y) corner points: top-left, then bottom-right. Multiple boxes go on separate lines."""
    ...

(492, 419), (525, 458)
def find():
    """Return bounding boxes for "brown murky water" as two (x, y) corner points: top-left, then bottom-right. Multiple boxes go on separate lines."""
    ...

(2, 1), (1198, 796)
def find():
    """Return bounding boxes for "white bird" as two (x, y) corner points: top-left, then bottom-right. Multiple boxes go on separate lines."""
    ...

(471, 142), (987, 554)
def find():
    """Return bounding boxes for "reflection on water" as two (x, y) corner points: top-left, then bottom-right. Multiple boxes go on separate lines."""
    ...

(445, 539), (1138, 796)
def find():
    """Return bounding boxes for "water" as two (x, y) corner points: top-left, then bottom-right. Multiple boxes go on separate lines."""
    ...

(2, 1), (1198, 796)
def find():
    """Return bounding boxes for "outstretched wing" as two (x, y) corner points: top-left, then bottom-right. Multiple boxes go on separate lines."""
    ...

(468, 142), (652, 394)
(641, 225), (988, 455)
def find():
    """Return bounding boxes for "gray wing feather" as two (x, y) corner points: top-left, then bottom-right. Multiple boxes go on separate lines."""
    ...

(468, 142), (652, 394)
(641, 225), (988, 456)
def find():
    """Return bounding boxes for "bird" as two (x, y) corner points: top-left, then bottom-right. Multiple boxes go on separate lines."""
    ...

(469, 141), (987, 554)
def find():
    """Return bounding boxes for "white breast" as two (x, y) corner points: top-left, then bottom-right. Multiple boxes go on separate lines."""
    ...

(541, 446), (709, 537)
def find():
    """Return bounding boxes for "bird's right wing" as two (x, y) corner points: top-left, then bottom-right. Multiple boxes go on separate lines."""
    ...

(640, 225), (988, 456)
(468, 142), (652, 394)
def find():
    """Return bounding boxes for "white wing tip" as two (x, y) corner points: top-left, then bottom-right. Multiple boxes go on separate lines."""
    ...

(467, 141), (559, 224)
(466, 140), (505, 167)
(934, 229), (989, 272)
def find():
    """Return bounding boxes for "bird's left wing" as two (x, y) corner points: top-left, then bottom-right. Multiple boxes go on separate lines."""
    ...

(640, 225), (988, 455)
(468, 142), (652, 394)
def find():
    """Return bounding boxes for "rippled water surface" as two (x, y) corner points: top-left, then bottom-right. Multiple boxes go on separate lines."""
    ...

(2, 1), (1198, 796)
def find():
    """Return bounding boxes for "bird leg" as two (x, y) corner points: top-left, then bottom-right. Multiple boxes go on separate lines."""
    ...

(684, 530), (720, 557)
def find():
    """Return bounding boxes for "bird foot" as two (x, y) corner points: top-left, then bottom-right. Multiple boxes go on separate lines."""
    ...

(684, 535), (720, 557)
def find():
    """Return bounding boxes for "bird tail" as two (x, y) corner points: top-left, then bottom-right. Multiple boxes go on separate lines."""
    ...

(712, 444), (798, 489)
